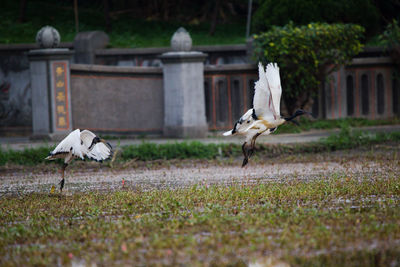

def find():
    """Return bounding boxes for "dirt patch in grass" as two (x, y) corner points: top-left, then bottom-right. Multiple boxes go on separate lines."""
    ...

(0, 144), (398, 195)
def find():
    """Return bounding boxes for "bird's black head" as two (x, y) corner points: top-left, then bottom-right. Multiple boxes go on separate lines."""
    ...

(294, 109), (308, 116)
(89, 137), (101, 150)
(284, 109), (313, 124)
(293, 109), (315, 118)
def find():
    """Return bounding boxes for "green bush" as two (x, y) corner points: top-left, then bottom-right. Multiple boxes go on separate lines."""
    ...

(253, 22), (364, 114)
(379, 20), (400, 47)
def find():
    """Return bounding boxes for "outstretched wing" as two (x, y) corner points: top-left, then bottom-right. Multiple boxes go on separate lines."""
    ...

(265, 63), (282, 117)
(80, 130), (96, 152)
(80, 129), (112, 161)
(253, 62), (276, 121)
(49, 129), (83, 159)
(86, 142), (112, 162)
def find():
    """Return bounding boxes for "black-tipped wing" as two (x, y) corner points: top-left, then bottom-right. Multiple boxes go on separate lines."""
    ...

(80, 130), (112, 161)
(86, 141), (112, 162)
(80, 130), (97, 151)
(49, 129), (83, 159)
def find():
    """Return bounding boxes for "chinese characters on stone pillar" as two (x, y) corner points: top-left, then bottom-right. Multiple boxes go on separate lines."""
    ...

(53, 62), (70, 130)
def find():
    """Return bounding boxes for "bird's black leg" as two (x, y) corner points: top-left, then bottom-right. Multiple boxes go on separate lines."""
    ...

(242, 157), (249, 167)
(241, 142), (249, 167)
(248, 133), (261, 158)
(59, 163), (68, 192)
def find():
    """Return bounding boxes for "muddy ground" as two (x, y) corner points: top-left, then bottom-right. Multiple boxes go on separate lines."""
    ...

(1, 143), (398, 195)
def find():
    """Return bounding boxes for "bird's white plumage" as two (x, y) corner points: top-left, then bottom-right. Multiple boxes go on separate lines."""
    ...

(223, 109), (256, 136)
(254, 62), (279, 121)
(46, 129), (112, 191)
(81, 130), (96, 154)
(223, 62), (285, 141)
(265, 63), (282, 118)
(222, 62), (310, 167)
(86, 142), (112, 161)
(48, 129), (112, 162)
(244, 128), (272, 143)
(51, 129), (84, 159)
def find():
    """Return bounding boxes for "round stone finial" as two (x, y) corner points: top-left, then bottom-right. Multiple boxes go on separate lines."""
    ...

(36, 26), (60, 48)
(171, 27), (192, 51)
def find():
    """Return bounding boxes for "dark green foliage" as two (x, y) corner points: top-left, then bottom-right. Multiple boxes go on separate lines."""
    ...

(380, 20), (400, 47)
(379, 20), (400, 65)
(253, 22), (364, 114)
(252, 0), (379, 38)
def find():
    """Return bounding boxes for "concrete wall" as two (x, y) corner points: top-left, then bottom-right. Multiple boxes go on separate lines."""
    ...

(0, 46), (32, 135)
(0, 43), (73, 135)
(70, 64), (163, 135)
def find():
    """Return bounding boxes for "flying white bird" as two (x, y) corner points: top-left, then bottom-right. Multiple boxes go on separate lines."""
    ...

(223, 62), (312, 167)
(45, 129), (113, 191)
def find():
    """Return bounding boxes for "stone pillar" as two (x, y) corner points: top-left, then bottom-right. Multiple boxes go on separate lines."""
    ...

(28, 26), (73, 140)
(160, 28), (208, 138)
(73, 31), (109, 64)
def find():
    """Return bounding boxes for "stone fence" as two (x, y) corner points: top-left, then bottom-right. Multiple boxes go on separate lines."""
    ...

(0, 28), (399, 138)
(70, 64), (163, 135)
(315, 56), (399, 120)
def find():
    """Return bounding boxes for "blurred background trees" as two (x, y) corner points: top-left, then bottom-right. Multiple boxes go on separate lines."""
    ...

(2, 0), (398, 47)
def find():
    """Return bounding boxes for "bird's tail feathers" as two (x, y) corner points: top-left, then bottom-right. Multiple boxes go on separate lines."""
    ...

(45, 154), (56, 160)
(223, 130), (232, 136)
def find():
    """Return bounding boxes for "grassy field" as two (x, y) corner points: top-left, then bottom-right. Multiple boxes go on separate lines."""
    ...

(1, 157), (399, 266)
(1, 127), (400, 265)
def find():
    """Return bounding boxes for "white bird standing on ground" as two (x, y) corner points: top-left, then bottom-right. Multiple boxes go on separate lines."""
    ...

(223, 62), (312, 167)
(45, 129), (113, 191)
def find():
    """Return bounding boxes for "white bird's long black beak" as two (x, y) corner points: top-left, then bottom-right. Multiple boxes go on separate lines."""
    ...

(284, 109), (313, 125)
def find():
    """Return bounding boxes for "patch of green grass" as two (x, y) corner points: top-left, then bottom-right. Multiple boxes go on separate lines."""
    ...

(1, 129), (400, 166)
(1, 173), (400, 266)
(0, 0), (246, 47)
(322, 125), (400, 151)
(120, 141), (242, 161)
(275, 117), (400, 134)
(121, 141), (217, 160)
(0, 146), (53, 166)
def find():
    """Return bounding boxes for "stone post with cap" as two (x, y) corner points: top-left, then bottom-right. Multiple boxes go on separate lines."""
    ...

(28, 26), (73, 140)
(160, 27), (208, 138)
